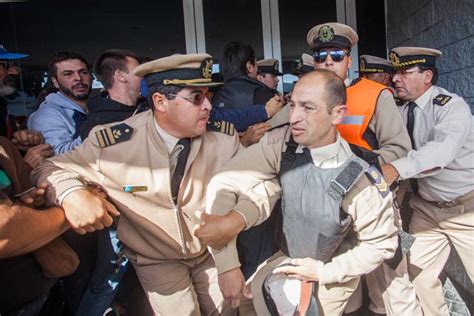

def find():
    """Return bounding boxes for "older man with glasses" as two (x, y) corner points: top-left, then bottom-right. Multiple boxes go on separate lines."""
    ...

(382, 47), (474, 316)
(307, 22), (420, 315)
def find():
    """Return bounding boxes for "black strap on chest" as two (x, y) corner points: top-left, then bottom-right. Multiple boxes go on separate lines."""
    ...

(280, 135), (299, 174)
(327, 160), (364, 200)
(349, 143), (381, 172)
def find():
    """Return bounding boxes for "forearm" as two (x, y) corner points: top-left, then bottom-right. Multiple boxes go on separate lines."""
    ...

(372, 91), (411, 164)
(210, 106), (268, 133)
(0, 205), (69, 258)
(318, 186), (398, 284)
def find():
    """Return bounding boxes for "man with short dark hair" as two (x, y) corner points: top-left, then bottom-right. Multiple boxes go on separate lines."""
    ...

(194, 70), (398, 315)
(383, 47), (474, 315)
(28, 51), (92, 154)
(307, 22), (420, 315)
(80, 49), (144, 139)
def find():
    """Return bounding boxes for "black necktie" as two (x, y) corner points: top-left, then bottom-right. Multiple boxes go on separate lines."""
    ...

(406, 102), (419, 194)
(406, 102), (417, 150)
(170, 138), (191, 205)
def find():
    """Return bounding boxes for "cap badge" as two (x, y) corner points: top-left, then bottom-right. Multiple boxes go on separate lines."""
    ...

(389, 51), (400, 67)
(318, 25), (334, 43)
(201, 58), (213, 79)
(296, 59), (302, 70)
(273, 60), (279, 71)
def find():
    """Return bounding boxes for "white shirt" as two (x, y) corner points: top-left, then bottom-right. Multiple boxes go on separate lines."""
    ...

(391, 86), (474, 202)
(304, 133), (353, 169)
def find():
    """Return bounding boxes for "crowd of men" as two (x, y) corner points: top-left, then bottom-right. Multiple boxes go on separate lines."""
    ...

(0, 21), (472, 316)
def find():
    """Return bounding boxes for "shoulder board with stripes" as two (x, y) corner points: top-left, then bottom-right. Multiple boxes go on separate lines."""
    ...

(365, 165), (390, 198)
(95, 123), (133, 148)
(206, 120), (235, 136)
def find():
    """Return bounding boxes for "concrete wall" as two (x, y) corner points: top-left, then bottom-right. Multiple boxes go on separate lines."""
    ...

(386, 0), (474, 112)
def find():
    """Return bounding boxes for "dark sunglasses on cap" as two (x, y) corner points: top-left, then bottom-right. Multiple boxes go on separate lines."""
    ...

(312, 50), (349, 64)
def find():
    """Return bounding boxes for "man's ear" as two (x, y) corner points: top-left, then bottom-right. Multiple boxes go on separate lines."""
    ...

(51, 77), (59, 89)
(332, 105), (347, 125)
(246, 61), (255, 75)
(115, 70), (127, 83)
(347, 55), (352, 70)
(152, 92), (167, 113)
(423, 69), (433, 85)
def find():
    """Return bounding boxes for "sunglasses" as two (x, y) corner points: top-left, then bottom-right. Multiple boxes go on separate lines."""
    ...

(167, 91), (213, 105)
(312, 50), (349, 64)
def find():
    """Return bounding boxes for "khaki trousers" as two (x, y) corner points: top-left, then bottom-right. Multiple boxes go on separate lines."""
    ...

(344, 257), (422, 315)
(408, 193), (474, 316)
(239, 252), (360, 316)
(128, 251), (228, 316)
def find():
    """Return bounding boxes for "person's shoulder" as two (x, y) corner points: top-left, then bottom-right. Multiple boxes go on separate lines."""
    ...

(266, 124), (290, 145)
(87, 110), (151, 148)
(343, 162), (390, 205)
(431, 86), (469, 111)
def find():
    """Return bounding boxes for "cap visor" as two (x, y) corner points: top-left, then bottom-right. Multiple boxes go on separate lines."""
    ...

(0, 53), (29, 60)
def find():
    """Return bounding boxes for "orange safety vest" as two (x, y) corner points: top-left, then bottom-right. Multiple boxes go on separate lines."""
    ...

(337, 78), (389, 150)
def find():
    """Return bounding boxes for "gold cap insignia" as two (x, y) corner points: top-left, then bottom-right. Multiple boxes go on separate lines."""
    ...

(389, 51), (400, 67)
(318, 25), (334, 43)
(202, 58), (213, 79)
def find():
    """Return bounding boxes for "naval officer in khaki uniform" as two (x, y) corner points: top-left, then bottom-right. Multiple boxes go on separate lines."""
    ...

(307, 22), (421, 315)
(358, 54), (394, 86)
(382, 47), (474, 315)
(256, 58), (283, 90)
(31, 54), (240, 315)
(193, 69), (399, 315)
(307, 22), (411, 165)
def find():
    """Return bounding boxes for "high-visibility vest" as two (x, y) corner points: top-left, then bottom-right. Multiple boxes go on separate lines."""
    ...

(337, 78), (389, 150)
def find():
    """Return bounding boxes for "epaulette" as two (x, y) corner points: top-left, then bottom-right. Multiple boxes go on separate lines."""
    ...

(365, 165), (389, 198)
(95, 123), (133, 148)
(433, 94), (452, 106)
(206, 120), (235, 136)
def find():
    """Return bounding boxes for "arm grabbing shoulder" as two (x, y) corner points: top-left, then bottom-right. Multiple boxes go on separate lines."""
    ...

(371, 90), (411, 164)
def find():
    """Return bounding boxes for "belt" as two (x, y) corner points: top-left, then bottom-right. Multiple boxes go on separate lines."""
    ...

(423, 190), (474, 208)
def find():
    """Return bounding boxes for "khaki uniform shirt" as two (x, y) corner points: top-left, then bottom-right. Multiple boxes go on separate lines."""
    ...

(344, 79), (411, 164)
(391, 86), (474, 202)
(31, 110), (240, 262)
(206, 127), (398, 285)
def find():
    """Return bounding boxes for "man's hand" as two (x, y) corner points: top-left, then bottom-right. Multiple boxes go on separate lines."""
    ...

(272, 258), (320, 282)
(23, 144), (54, 168)
(62, 189), (120, 235)
(381, 163), (400, 185)
(239, 123), (271, 147)
(193, 210), (246, 250)
(218, 268), (253, 309)
(18, 183), (49, 207)
(12, 130), (44, 151)
(265, 94), (285, 118)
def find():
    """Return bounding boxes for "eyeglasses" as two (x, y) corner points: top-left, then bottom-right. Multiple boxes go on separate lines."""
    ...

(167, 91), (213, 105)
(312, 50), (349, 64)
(394, 67), (426, 77)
